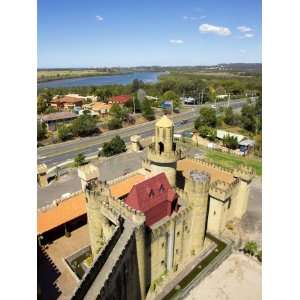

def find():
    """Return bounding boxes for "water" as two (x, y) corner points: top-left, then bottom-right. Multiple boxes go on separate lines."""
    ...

(37, 71), (164, 88)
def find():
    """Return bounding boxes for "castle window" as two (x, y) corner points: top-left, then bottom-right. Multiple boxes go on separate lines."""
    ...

(184, 225), (188, 231)
(149, 189), (155, 198)
(161, 260), (165, 266)
(214, 210), (216, 215)
(175, 249), (179, 254)
(177, 231), (180, 237)
(159, 185), (165, 192)
(161, 242), (165, 248)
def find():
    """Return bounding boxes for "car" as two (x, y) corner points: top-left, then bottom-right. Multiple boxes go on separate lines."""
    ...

(180, 120), (188, 125)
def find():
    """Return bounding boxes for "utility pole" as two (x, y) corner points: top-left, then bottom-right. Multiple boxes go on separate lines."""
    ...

(227, 93), (230, 107)
(133, 94), (136, 115)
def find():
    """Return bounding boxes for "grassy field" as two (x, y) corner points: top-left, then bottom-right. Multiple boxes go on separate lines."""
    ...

(37, 69), (119, 82)
(205, 150), (262, 176)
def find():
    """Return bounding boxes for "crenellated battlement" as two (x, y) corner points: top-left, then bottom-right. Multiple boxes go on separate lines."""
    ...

(184, 170), (211, 195)
(150, 206), (191, 238)
(209, 180), (233, 201)
(185, 156), (234, 174)
(147, 143), (181, 163)
(233, 165), (255, 181)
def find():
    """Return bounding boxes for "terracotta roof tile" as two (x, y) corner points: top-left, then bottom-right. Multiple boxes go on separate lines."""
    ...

(109, 174), (145, 198)
(37, 193), (86, 235)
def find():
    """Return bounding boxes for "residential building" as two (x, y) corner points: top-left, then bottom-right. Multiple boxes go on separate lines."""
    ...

(50, 96), (84, 110)
(41, 111), (77, 131)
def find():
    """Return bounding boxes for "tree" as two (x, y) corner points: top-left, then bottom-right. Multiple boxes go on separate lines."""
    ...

(109, 103), (128, 121)
(194, 107), (217, 130)
(107, 117), (122, 130)
(71, 114), (98, 137)
(37, 96), (48, 114)
(161, 90), (180, 109)
(243, 241), (258, 256)
(241, 104), (256, 133)
(74, 153), (86, 167)
(223, 107), (240, 126)
(198, 126), (217, 141)
(142, 99), (155, 120)
(132, 79), (144, 92)
(254, 134), (262, 157)
(102, 135), (127, 157)
(57, 124), (73, 141)
(37, 122), (47, 141)
(223, 134), (239, 149)
(45, 106), (58, 114)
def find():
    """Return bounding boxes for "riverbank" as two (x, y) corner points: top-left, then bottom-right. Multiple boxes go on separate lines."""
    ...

(37, 70), (129, 83)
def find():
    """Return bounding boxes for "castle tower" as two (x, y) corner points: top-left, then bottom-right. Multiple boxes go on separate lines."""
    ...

(78, 163), (110, 259)
(146, 115), (181, 187)
(184, 170), (210, 255)
(232, 165), (255, 219)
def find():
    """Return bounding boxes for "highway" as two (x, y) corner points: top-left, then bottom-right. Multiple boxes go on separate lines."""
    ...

(37, 98), (251, 168)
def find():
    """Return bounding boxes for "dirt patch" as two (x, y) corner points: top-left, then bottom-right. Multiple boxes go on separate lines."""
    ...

(185, 252), (261, 300)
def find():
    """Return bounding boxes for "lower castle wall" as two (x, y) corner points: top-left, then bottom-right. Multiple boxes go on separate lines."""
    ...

(207, 197), (227, 236)
(231, 180), (250, 219)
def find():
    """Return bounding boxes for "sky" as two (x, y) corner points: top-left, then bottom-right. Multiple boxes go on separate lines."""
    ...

(38, 0), (261, 68)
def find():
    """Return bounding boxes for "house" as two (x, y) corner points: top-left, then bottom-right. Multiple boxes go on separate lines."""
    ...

(90, 102), (112, 115)
(41, 111), (78, 131)
(109, 94), (131, 105)
(50, 96), (84, 110)
(216, 129), (245, 143)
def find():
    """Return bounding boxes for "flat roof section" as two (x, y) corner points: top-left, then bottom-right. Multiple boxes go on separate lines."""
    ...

(177, 158), (235, 184)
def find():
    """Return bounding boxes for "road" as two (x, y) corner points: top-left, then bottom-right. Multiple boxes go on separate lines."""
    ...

(37, 98), (250, 168)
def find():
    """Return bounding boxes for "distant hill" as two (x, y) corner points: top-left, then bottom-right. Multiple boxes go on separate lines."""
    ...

(38, 63), (262, 75)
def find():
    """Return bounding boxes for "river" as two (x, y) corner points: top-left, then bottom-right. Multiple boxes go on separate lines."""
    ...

(37, 71), (165, 88)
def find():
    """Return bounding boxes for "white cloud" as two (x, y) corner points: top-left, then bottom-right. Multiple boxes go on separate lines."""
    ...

(183, 15), (206, 21)
(240, 49), (247, 54)
(237, 26), (252, 33)
(169, 39), (184, 44)
(96, 15), (104, 21)
(244, 33), (254, 38)
(199, 23), (231, 36)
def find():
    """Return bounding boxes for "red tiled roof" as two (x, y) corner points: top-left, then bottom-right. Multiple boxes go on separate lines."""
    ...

(110, 95), (131, 104)
(125, 173), (177, 226)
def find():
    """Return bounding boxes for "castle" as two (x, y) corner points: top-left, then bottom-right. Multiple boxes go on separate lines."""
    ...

(73, 115), (254, 300)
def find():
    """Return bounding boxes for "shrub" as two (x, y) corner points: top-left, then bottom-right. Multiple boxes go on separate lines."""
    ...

(107, 118), (122, 130)
(102, 135), (127, 157)
(243, 241), (258, 256)
(71, 114), (98, 137)
(57, 124), (73, 141)
(223, 134), (239, 149)
(74, 153), (86, 167)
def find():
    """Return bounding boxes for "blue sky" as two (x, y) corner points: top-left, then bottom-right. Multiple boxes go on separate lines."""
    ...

(38, 0), (261, 68)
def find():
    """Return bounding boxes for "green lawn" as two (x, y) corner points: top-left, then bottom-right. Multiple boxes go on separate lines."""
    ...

(205, 150), (262, 176)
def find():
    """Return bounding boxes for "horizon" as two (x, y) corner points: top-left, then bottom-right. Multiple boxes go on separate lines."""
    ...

(38, 0), (261, 68)
(37, 62), (262, 70)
